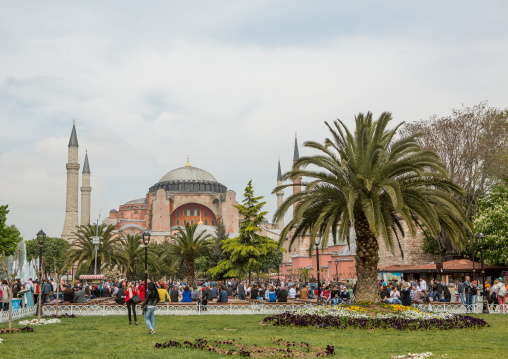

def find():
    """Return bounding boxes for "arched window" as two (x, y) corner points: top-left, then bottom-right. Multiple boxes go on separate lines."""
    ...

(197, 209), (201, 216)
(212, 220), (215, 225)
(176, 210), (180, 217)
(184, 209), (188, 216)
(191, 220), (194, 225)
(205, 220), (208, 225)
(184, 220), (187, 225)
(176, 220), (180, 225)
(205, 211), (208, 217)
(190, 206), (194, 216)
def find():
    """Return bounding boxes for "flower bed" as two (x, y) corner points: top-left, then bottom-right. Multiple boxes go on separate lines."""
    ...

(262, 306), (489, 330)
(154, 338), (335, 357)
(42, 313), (76, 319)
(18, 318), (61, 326)
(0, 326), (34, 334)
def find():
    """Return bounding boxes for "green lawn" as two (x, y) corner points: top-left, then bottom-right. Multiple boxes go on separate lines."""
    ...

(1, 314), (507, 358)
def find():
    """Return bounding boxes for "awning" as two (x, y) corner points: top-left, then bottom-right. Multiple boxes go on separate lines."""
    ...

(79, 275), (105, 280)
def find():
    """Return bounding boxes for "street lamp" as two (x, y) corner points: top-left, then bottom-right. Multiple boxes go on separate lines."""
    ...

(334, 259), (339, 282)
(134, 257), (138, 282)
(315, 234), (322, 303)
(142, 230), (151, 295)
(91, 219), (102, 276)
(477, 233), (489, 314)
(36, 229), (46, 272)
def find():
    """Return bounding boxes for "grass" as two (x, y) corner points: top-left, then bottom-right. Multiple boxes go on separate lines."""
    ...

(1, 314), (507, 358)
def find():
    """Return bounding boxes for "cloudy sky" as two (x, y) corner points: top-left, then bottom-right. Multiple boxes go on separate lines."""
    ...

(1, 1), (507, 240)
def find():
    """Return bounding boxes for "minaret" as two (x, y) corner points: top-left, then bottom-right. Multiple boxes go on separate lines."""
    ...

(276, 157), (284, 229)
(292, 133), (302, 214)
(62, 122), (80, 241)
(80, 150), (91, 226)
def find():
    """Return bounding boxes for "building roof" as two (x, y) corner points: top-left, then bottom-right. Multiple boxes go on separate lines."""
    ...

(158, 166), (217, 183)
(124, 198), (147, 205)
(109, 209), (118, 213)
(68, 123), (78, 147)
(83, 152), (90, 173)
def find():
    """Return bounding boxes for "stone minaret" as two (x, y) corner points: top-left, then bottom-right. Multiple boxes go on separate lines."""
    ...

(276, 157), (284, 229)
(80, 151), (91, 226)
(292, 133), (302, 214)
(62, 122), (80, 241)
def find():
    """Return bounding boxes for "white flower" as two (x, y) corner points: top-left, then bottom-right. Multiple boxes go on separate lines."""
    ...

(18, 318), (61, 326)
(0, 338), (3, 344)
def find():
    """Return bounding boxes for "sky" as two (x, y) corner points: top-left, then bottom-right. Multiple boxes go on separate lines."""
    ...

(1, 1), (507, 241)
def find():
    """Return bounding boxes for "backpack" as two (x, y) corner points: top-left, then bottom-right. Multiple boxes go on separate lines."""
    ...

(269, 291), (277, 302)
(498, 284), (507, 297)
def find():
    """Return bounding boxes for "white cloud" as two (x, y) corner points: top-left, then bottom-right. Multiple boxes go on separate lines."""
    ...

(0, 1), (507, 239)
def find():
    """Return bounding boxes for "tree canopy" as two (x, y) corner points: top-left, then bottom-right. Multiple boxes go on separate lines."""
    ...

(209, 180), (280, 282)
(0, 205), (23, 256)
(26, 236), (71, 274)
(473, 181), (508, 266)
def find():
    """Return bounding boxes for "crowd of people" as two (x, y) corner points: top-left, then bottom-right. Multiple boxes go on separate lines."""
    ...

(378, 276), (507, 313)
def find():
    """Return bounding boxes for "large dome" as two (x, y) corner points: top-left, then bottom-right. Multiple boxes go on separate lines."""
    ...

(149, 164), (227, 194)
(158, 166), (217, 183)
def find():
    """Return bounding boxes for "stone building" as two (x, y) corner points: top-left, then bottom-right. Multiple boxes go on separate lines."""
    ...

(104, 157), (240, 242)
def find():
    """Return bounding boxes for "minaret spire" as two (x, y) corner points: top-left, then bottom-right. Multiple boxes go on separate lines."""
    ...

(62, 122), (80, 241)
(276, 157), (284, 229)
(293, 132), (299, 162)
(81, 151), (92, 225)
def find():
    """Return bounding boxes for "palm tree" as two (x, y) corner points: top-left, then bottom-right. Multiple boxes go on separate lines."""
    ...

(117, 233), (144, 281)
(70, 224), (124, 274)
(168, 223), (211, 285)
(274, 112), (471, 302)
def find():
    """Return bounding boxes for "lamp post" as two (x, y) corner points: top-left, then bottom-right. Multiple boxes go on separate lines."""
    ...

(36, 229), (46, 273)
(471, 234), (475, 283)
(134, 257), (138, 282)
(334, 259), (339, 282)
(477, 233), (489, 314)
(91, 219), (101, 276)
(142, 230), (151, 295)
(315, 234), (322, 303)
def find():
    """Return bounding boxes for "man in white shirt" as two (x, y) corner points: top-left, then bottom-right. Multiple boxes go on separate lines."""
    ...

(389, 286), (402, 305)
(288, 285), (297, 299)
(419, 279), (427, 292)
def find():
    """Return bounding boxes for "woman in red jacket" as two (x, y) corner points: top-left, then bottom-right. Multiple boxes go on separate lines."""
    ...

(137, 282), (145, 302)
(125, 281), (138, 326)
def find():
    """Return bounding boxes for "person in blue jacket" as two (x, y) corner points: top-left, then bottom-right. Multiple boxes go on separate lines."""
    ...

(181, 286), (192, 302)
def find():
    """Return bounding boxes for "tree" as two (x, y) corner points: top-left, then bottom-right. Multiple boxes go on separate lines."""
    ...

(473, 181), (508, 266)
(26, 237), (71, 277)
(52, 257), (71, 316)
(148, 239), (182, 280)
(168, 223), (211, 285)
(401, 102), (508, 219)
(0, 205), (23, 256)
(209, 180), (280, 283)
(117, 233), (144, 281)
(274, 113), (471, 302)
(69, 224), (123, 274)
(206, 220), (230, 277)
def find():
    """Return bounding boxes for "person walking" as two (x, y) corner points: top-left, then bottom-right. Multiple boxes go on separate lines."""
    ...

(464, 276), (473, 313)
(125, 281), (139, 326)
(141, 281), (159, 335)
(1, 280), (9, 311)
(496, 278), (507, 313)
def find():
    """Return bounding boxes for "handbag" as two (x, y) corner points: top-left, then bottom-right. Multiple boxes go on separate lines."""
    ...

(131, 295), (142, 304)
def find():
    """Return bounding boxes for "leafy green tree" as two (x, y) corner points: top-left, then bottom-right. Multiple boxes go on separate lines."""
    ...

(168, 223), (211, 285)
(273, 113), (471, 302)
(148, 239), (182, 280)
(69, 223), (123, 274)
(0, 205), (23, 256)
(209, 180), (280, 283)
(206, 220), (229, 278)
(26, 237), (71, 275)
(473, 181), (508, 265)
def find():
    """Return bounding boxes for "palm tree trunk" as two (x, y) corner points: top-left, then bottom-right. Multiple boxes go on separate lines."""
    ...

(354, 213), (380, 302)
(186, 260), (195, 286)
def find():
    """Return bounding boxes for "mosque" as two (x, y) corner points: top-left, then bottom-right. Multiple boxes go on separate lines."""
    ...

(61, 124), (439, 279)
